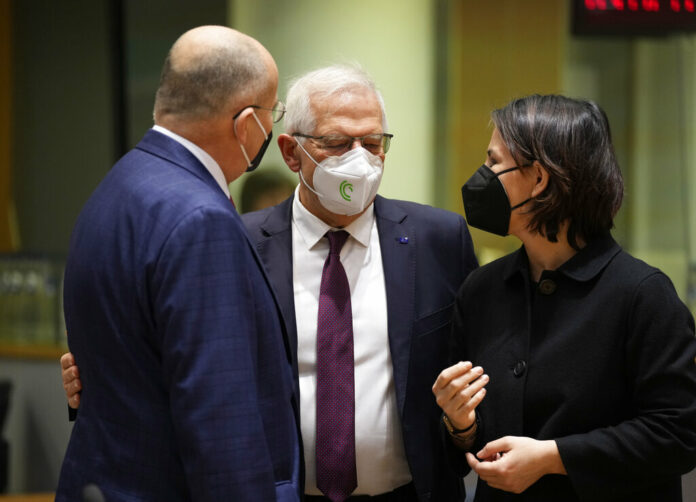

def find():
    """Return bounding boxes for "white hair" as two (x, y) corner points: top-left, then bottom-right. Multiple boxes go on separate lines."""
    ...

(284, 64), (388, 134)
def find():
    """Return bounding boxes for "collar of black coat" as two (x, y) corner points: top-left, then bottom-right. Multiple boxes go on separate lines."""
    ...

(503, 233), (622, 283)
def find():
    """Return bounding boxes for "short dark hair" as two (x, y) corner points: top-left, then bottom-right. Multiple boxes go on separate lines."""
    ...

(154, 40), (265, 121)
(491, 94), (624, 249)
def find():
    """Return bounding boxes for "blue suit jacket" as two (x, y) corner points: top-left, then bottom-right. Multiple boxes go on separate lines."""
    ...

(242, 194), (478, 501)
(56, 130), (302, 502)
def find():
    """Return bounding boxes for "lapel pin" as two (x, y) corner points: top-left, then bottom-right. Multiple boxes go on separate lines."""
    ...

(397, 236), (409, 244)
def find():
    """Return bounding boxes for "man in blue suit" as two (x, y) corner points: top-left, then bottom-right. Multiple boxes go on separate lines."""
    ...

(243, 66), (478, 501)
(56, 26), (302, 501)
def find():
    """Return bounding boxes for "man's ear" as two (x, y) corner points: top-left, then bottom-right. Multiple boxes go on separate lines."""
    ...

(531, 160), (549, 197)
(278, 134), (301, 172)
(231, 108), (255, 145)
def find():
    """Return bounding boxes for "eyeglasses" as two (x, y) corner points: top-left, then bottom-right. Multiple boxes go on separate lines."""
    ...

(292, 132), (393, 155)
(233, 100), (286, 123)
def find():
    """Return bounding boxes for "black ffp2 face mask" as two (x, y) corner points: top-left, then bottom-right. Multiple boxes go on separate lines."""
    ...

(461, 164), (530, 236)
(246, 130), (272, 172)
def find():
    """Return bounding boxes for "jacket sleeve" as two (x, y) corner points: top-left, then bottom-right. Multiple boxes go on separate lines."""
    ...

(68, 405), (78, 422)
(556, 272), (696, 501)
(152, 207), (279, 501)
(441, 275), (485, 477)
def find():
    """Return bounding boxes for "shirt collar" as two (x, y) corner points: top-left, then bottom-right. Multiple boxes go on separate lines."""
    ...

(152, 125), (230, 198)
(291, 185), (374, 251)
(503, 234), (621, 282)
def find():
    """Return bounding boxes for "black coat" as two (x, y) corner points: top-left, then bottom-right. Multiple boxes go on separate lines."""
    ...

(449, 234), (696, 502)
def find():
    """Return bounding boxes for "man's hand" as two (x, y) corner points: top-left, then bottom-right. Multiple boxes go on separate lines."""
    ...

(432, 361), (488, 431)
(60, 352), (82, 409)
(466, 436), (566, 494)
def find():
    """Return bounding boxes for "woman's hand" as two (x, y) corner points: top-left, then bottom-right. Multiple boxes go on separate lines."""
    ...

(466, 436), (566, 494)
(432, 361), (488, 430)
(61, 351), (82, 409)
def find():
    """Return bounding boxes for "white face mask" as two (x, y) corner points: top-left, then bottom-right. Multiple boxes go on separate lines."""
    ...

(296, 140), (384, 216)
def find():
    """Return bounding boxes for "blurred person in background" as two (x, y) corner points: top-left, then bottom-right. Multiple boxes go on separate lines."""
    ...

(433, 94), (696, 502)
(239, 169), (296, 213)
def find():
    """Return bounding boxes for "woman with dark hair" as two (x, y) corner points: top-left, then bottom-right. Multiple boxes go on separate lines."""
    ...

(432, 94), (696, 501)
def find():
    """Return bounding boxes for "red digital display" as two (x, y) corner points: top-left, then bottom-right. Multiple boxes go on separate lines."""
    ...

(573, 0), (696, 34)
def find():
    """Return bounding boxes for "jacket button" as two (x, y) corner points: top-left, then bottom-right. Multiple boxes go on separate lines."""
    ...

(539, 279), (556, 295)
(513, 360), (527, 377)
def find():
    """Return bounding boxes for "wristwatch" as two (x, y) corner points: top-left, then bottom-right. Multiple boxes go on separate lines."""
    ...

(442, 413), (476, 436)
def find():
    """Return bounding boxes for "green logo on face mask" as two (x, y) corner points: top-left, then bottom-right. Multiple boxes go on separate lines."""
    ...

(339, 180), (353, 201)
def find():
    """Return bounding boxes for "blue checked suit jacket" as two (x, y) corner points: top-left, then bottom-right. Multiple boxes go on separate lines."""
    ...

(56, 130), (302, 502)
(242, 194), (478, 501)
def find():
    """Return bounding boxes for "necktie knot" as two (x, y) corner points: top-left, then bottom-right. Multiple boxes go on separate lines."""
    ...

(326, 230), (349, 256)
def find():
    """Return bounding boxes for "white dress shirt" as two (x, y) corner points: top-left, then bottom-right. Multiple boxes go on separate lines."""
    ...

(152, 125), (230, 198)
(292, 187), (412, 496)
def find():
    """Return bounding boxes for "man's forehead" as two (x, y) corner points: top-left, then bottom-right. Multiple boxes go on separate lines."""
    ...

(311, 87), (376, 107)
(310, 90), (382, 134)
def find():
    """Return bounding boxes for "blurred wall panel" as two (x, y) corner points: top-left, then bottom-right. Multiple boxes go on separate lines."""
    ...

(436, 0), (566, 262)
(11, 0), (115, 254)
(629, 37), (696, 305)
(0, 0), (16, 252)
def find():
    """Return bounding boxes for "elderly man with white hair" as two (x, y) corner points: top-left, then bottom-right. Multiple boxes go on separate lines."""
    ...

(244, 65), (479, 502)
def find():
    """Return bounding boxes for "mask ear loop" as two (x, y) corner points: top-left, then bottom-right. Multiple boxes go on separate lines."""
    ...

(493, 165), (533, 210)
(251, 111), (270, 140)
(295, 137), (323, 197)
(510, 197), (532, 211)
(294, 136), (321, 166)
(234, 110), (269, 168)
(298, 168), (322, 197)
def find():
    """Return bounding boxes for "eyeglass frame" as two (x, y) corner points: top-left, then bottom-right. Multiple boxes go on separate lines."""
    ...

(232, 100), (286, 123)
(292, 132), (394, 154)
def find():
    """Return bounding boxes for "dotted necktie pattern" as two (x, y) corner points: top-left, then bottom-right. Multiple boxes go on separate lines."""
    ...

(315, 230), (356, 502)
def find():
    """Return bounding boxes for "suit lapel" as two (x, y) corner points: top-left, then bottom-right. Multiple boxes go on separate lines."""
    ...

(253, 197), (298, 377)
(243, 199), (304, 480)
(249, 194), (416, 416)
(375, 196), (415, 416)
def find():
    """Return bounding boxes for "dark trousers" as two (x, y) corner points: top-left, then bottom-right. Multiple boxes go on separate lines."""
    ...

(304, 482), (418, 502)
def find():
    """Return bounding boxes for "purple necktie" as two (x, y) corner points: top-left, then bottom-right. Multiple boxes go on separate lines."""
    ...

(316, 230), (356, 502)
